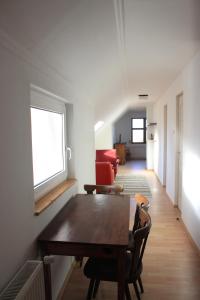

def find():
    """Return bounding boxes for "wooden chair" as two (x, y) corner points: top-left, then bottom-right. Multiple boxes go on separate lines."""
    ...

(83, 208), (152, 300)
(128, 194), (150, 251)
(84, 184), (124, 195)
(134, 193), (150, 210)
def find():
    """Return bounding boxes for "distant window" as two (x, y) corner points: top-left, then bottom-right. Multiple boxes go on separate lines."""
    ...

(131, 118), (146, 143)
(30, 86), (67, 200)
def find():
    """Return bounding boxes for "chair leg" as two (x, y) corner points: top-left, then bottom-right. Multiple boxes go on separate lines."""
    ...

(86, 278), (95, 300)
(75, 256), (83, 267)
(133, 281), (141, 300)
(125, 283), (131, 300)
(93, 279), (100, 298)
(138, 276), (144, 293)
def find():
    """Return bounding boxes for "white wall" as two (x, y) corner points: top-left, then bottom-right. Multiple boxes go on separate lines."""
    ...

(153, 49), (200, 249)
(74, 100), (95, 189)
(0, 40), (95, 297)
(95, 124), (114, 149)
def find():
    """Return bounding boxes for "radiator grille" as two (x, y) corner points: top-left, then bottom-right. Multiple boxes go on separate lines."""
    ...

(0, 261), (45, 300)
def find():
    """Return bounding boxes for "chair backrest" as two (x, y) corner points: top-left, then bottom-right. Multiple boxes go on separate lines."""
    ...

(132, 194), (150, 233)
(132, 204), (148, 233)
(132, 204), (140, 233)
(130, 208), (151, 277)
(84, 184), (124, 195)
(134, 193), (150, 211)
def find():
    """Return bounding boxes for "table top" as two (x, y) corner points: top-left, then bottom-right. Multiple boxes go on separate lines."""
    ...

(38, 193), (130, 247)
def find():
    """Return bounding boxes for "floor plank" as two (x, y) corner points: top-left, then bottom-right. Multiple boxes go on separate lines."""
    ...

(61, 161), (200, 300)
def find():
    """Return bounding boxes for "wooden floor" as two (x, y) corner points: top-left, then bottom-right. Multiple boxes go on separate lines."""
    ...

(61, 160), (200, 300)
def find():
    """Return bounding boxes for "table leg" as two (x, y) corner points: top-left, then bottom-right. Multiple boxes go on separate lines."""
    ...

(117, 249), (126, 300)
(43, 259), (52, 300)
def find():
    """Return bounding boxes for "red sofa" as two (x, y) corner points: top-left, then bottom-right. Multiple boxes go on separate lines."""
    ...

(96, 162), (114, 185)
(96, 149), (119, 176)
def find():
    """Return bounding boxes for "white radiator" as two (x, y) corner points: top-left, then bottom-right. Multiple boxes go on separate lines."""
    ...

(0, 261), (45, 300)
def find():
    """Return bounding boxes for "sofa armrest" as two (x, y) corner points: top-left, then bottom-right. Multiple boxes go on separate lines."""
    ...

(96, 149), (120, 177)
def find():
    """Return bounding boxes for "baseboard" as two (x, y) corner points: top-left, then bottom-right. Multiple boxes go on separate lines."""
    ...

(129, 157), (146, 160)
(153, 172), (163, 186)
(56, 259), (76, 300)
(179, 219), (200, 257)
(172, 205), (200, 256)
(154, 179), (200, 256)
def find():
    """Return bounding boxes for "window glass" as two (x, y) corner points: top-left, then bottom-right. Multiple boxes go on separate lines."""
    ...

(132, 130), (144, 143)
(30, 86), (68, 200)
(31, 108), (64, 187)
(132, 118), (144, 128)
(131, 117), (146, 143)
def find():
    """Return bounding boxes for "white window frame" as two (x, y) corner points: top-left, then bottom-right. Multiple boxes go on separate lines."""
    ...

(30, 86), (68, 201)
(131, 117), (146, 144)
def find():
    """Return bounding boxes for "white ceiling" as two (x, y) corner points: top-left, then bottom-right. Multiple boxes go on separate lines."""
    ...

(0, 0), (200, 123)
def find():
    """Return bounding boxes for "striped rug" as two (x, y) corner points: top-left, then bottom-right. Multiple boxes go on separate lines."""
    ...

(114, 174), (152, 198)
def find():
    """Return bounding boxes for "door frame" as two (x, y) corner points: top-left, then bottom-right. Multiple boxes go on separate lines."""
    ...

(163, 104), (167, 186)
(175, 92), (183, 211)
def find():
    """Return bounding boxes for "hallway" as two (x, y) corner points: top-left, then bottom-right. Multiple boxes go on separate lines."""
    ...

(118, 160), (147, 174)
(61, 163), (200, 300)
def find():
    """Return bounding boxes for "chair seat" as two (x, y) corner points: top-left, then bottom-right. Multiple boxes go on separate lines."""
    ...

(84, 252), (142, 283)
(84, 254), (131, 281)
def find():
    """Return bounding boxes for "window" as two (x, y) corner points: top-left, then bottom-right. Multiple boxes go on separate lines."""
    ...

(131, 118), (146, 143)
(31, 108), (64, 186)
(30, 86), (67, 200)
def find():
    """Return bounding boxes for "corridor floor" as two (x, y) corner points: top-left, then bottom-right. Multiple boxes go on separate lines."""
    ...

(61, 161), (200, 300)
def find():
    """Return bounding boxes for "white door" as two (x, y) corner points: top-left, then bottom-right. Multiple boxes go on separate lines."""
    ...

(176, 93), (183, 211)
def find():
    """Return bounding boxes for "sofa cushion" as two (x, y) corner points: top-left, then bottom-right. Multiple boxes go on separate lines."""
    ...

(96, 162), (114, 185)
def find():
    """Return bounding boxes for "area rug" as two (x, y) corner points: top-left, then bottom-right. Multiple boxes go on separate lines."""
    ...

(114, 174), (152, 199)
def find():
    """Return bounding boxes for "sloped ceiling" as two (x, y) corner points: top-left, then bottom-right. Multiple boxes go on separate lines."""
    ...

(0, 0), (200, 124)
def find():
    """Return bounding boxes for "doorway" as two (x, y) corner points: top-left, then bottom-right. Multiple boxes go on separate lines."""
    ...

(175, 93), (183, 212)
(163, 105), (167, 186)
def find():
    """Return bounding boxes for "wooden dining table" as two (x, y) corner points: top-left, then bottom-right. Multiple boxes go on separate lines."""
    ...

(38, 193), (130, 300)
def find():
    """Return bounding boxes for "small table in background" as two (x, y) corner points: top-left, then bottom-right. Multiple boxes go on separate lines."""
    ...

(114, 143), (126, 165)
